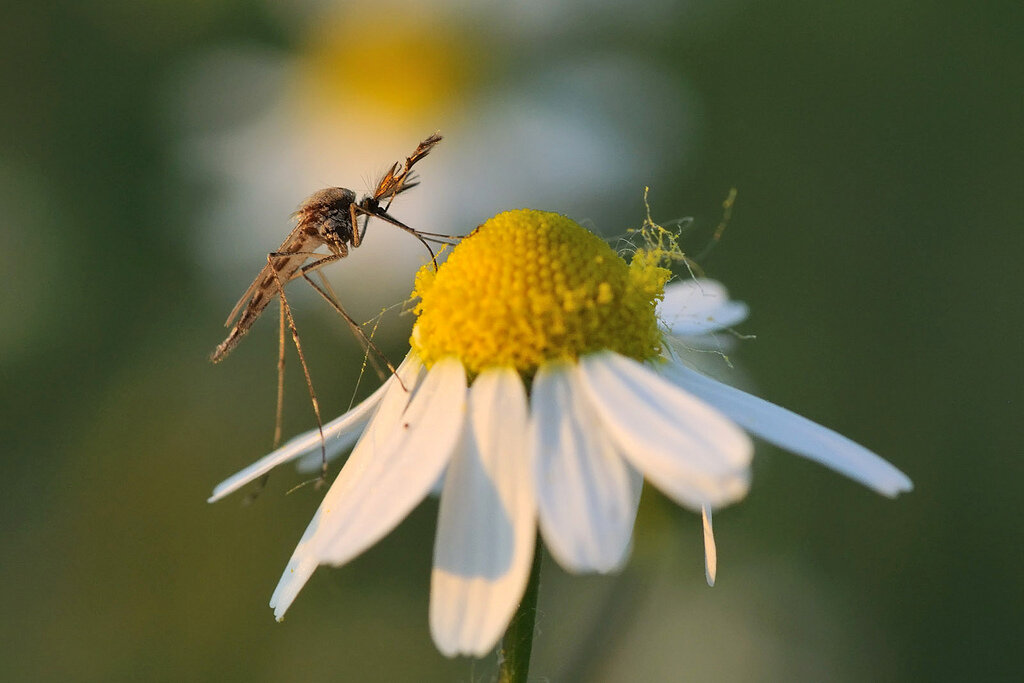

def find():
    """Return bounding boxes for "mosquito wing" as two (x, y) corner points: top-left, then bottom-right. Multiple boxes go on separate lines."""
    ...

(211, 228), (325, 363)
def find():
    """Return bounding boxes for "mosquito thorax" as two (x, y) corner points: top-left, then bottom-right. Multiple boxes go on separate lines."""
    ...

(298, 187), (357, 214)
(294, 187), (358, 244)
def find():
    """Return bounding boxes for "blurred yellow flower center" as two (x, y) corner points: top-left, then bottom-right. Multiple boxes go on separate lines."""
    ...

(411, 210), (671, 377)
(297, 9), (479, 123)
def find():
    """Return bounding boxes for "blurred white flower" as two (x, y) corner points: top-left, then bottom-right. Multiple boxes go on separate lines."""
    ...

(171, 0), (700, 320)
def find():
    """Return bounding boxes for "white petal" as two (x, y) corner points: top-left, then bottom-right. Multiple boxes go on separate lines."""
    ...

(293, 356), (424, 474)
(658, 279), (749, 336)
(661, 361), (913, 497)
(531, 362), (642, 573)
(293, 429), (361, 474)
(702, 505), (717, 587)
(269, 357), (425, 616)
(207, 357), (419, 503)
(577, 351), (753, 510)
(428, 466), (447, 498)
(607, 464), (645, 573)
(270, 356), (466, 618)
(430, 368), (535, 658)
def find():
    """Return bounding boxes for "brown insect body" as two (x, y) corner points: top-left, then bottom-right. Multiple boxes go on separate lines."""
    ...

(210, 133), (442, 364)
(210, 133), (444, 488)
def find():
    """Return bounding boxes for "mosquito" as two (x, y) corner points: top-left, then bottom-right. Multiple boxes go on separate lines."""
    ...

(210, 132), (448, 484)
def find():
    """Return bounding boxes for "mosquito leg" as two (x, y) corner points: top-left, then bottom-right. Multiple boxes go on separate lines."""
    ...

(291, 253), (342, 281)
(275, 294), (286, 447)
(321, 272), (389, 378)
(291, 252), (409, 391)
(242, 273), (298, 504)
(266, 248), (336, 442)
(266, 249), (336, 285)
(350, 198), (375, 246)
(300, 272), (407, 392)
(267, 253), (329, 483)
(411, 230), (467, 240)
(346, 201), (361, 248)
(314, 271), (389, 381)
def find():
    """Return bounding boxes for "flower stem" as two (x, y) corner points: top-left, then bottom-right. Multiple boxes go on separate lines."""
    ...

(497, 537), (543, 683)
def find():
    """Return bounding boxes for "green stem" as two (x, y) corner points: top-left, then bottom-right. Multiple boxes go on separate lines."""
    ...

(497, 537), (543, 683)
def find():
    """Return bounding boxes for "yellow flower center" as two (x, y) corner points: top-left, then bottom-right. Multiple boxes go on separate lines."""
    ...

(411, 209), (671, 377)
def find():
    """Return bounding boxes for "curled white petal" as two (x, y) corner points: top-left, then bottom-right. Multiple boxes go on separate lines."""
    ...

(206, 357), (419, 503)
(268, 356), (425, 616)
(293, 428), (361, 474)
(531, 361), (642, 573)
(702, 505), (717, 587)
(661, 361), (913, 497)
(271, 356), (466, 619)
(428, 466), (448, 498)
(608, 464), (645, 573)
(293, 356), (424, 474)
(430, 367), (535, 658)
(658, 279), (749, 336)
(577, 351), (752, 510)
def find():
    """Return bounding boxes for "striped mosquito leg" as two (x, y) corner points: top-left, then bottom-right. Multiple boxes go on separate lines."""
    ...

(299, 271), (405, 392)
(267, 253), (328, 479)
(275, 295), (286, 447)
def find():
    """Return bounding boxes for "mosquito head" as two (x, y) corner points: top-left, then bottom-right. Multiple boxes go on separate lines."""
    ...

(359, 194), (381, 213)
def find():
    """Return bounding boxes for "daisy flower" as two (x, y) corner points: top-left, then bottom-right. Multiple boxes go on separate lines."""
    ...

(209, 209), (912, 660)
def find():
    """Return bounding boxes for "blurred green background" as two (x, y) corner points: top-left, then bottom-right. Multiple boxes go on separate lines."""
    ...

(2, 0), (1021, 680)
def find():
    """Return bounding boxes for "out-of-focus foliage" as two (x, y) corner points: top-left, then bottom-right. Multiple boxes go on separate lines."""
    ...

(1, 0), (1020, 681)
